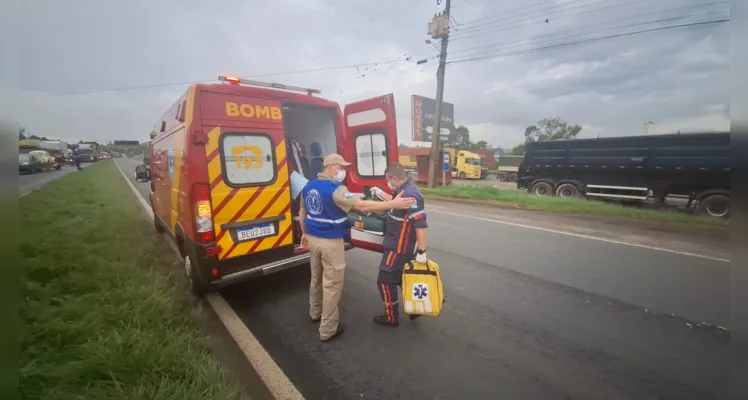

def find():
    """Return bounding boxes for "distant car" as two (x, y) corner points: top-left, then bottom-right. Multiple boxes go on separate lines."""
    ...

(19, 154), (43, 174)
(49, 151), (68, 167)
(28, 150), (60, 170)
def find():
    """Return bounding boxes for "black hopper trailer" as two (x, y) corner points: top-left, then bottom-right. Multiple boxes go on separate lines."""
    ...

(516, 131), (730, 218)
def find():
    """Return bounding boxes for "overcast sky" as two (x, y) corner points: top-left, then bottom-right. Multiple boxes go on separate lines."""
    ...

(18, 0), (730, 149)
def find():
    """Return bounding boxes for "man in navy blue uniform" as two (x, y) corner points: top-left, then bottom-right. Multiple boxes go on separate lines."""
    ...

(369, 162), (429, 327)
(299, 154), (416, 341)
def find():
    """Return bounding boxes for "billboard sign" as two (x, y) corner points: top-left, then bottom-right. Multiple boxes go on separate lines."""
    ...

(411, 94), (455, 143)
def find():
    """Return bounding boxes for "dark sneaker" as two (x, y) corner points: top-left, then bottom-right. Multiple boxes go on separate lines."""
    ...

(320, 323), (346, 342)
(373, 314), (399, 327)
(408, 314), (421, 321)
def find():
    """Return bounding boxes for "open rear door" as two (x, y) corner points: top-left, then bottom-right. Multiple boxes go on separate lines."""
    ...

(342, 94), (398, 253)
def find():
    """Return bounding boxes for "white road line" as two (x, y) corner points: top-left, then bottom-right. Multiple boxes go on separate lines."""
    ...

(114, 161), (304, 400)
(427, 208), (730, 263)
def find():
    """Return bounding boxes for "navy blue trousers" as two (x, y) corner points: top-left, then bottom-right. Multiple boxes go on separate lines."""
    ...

(377, 251), (411, 323)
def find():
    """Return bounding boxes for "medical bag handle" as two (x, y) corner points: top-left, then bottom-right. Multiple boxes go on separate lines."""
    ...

(405, 259), (435, 273)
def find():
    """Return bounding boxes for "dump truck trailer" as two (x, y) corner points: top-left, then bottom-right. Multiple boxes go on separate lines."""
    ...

(517, 131), (730, 217)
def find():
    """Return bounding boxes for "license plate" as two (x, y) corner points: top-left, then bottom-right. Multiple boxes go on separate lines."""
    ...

(236, 224), (276, 242)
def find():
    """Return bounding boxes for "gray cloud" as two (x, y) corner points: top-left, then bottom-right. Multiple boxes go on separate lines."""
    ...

(18, 0), (729, 148)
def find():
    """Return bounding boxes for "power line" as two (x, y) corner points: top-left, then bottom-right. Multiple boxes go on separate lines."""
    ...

(448, 8), (728, 57)
(451, 0), (653, 41)
(456, 0), (557, 26)
(19, 58), (415, 100)
(335, 43), (438, 95)
(338, 51), (439, 96)
(454, 0), (597, 34)
(447, 19), (729, 64)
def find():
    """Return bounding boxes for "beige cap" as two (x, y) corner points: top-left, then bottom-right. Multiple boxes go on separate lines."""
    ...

(323, 154), (352, 167)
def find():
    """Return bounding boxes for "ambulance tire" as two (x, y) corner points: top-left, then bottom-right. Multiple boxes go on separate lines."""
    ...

(183, 253), (210, 297)
(153, 215), (166, 233)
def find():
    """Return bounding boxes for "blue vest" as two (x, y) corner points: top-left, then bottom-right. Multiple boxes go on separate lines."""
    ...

(303, 178), (351, 239)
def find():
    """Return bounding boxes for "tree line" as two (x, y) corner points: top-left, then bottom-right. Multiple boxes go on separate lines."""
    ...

(400, 117), (581, 155)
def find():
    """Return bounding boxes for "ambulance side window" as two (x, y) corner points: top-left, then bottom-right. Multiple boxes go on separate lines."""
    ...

(354, 132), (387, 177)
(220, 133), (276, 187)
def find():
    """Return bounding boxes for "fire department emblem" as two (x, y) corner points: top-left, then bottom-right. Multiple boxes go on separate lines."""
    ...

(305, 189), (323, 215)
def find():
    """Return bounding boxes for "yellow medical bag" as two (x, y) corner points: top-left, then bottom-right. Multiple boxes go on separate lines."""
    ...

(402, 259), (445, 317)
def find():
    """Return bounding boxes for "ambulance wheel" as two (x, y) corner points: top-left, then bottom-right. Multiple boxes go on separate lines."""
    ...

(183, 253), (209, 297)
(153, 215), (165, 233)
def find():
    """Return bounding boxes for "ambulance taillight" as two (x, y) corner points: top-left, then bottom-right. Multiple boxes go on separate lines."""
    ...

(193, 184), (214, 243)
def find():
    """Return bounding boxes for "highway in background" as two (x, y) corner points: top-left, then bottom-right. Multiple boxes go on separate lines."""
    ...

(116, 157), (729, 400)
(19, 163), (91, 197)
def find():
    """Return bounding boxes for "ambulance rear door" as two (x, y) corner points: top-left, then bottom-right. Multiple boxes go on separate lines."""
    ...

(342, 93), (398, 253)
(199, 92), (294, 262)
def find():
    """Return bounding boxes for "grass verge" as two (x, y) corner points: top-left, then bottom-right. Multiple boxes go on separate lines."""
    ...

(20, 161), (243, 399)
(421, 185), (728, 227)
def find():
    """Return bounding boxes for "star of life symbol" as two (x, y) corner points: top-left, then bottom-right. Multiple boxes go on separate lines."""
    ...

(305, 189), (323, 215)
(413, 283), (428, 300)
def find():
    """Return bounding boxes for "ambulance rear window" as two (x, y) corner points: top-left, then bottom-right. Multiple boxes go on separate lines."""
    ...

(221, 133), (276, 186)
(355, 132), (387, 177)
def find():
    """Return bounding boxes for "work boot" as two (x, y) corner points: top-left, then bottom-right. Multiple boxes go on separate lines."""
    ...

(320, 323), (346, 342)
(408, 314), (421, 321)
(373, 314), (399, 327)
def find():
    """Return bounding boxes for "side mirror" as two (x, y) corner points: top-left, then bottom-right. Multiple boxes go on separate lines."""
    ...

(135, 165), (151, 182)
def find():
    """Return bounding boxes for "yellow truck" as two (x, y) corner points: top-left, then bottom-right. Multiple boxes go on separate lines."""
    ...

(445, 148), (483, 180)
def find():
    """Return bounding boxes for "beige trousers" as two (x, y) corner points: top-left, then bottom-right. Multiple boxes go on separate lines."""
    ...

(308, 236), (346, 340)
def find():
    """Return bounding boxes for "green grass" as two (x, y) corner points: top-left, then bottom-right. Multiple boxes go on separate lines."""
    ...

(421, 185), (728, 226)
(20, 161), (243, 400)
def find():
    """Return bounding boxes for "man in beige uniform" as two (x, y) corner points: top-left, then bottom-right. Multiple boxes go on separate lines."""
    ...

(299, 154), (416, 341)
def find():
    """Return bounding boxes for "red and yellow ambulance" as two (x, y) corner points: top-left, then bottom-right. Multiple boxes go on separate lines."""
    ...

(137, 76), (397, 294)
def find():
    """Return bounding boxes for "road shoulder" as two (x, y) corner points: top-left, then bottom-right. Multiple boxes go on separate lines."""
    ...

(114, 158), (301, 400)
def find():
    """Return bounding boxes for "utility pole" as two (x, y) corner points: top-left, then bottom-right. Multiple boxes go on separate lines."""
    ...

(427, 0), (451, 188)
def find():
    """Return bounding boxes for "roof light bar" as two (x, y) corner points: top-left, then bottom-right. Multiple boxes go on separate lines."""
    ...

(218, 76), (322, 95)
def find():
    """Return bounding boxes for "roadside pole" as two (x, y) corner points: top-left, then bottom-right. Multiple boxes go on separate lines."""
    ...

(427, 0), (452, 188)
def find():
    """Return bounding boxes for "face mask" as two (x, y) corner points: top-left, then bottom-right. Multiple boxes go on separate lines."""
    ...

(333, 169), (346, 182)
(387, 180), (396, 190)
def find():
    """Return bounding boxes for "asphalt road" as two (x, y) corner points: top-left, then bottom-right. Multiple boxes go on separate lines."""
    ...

(19, 162), (92, 197)
(116, 158), (730, 400)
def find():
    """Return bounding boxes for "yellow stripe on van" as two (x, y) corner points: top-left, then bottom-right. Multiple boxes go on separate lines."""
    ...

(204, 139), (292, 260)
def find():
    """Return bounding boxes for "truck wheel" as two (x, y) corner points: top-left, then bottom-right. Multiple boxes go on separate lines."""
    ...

(699, 194), (730, 218)
(498, 173), (507, 182)
(183, 253), (210, 297)
(508, 173), (518, 182)
(555, 183), (581, 198)
(531, 182), (553, 197)
(459, 172), (466, 180)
